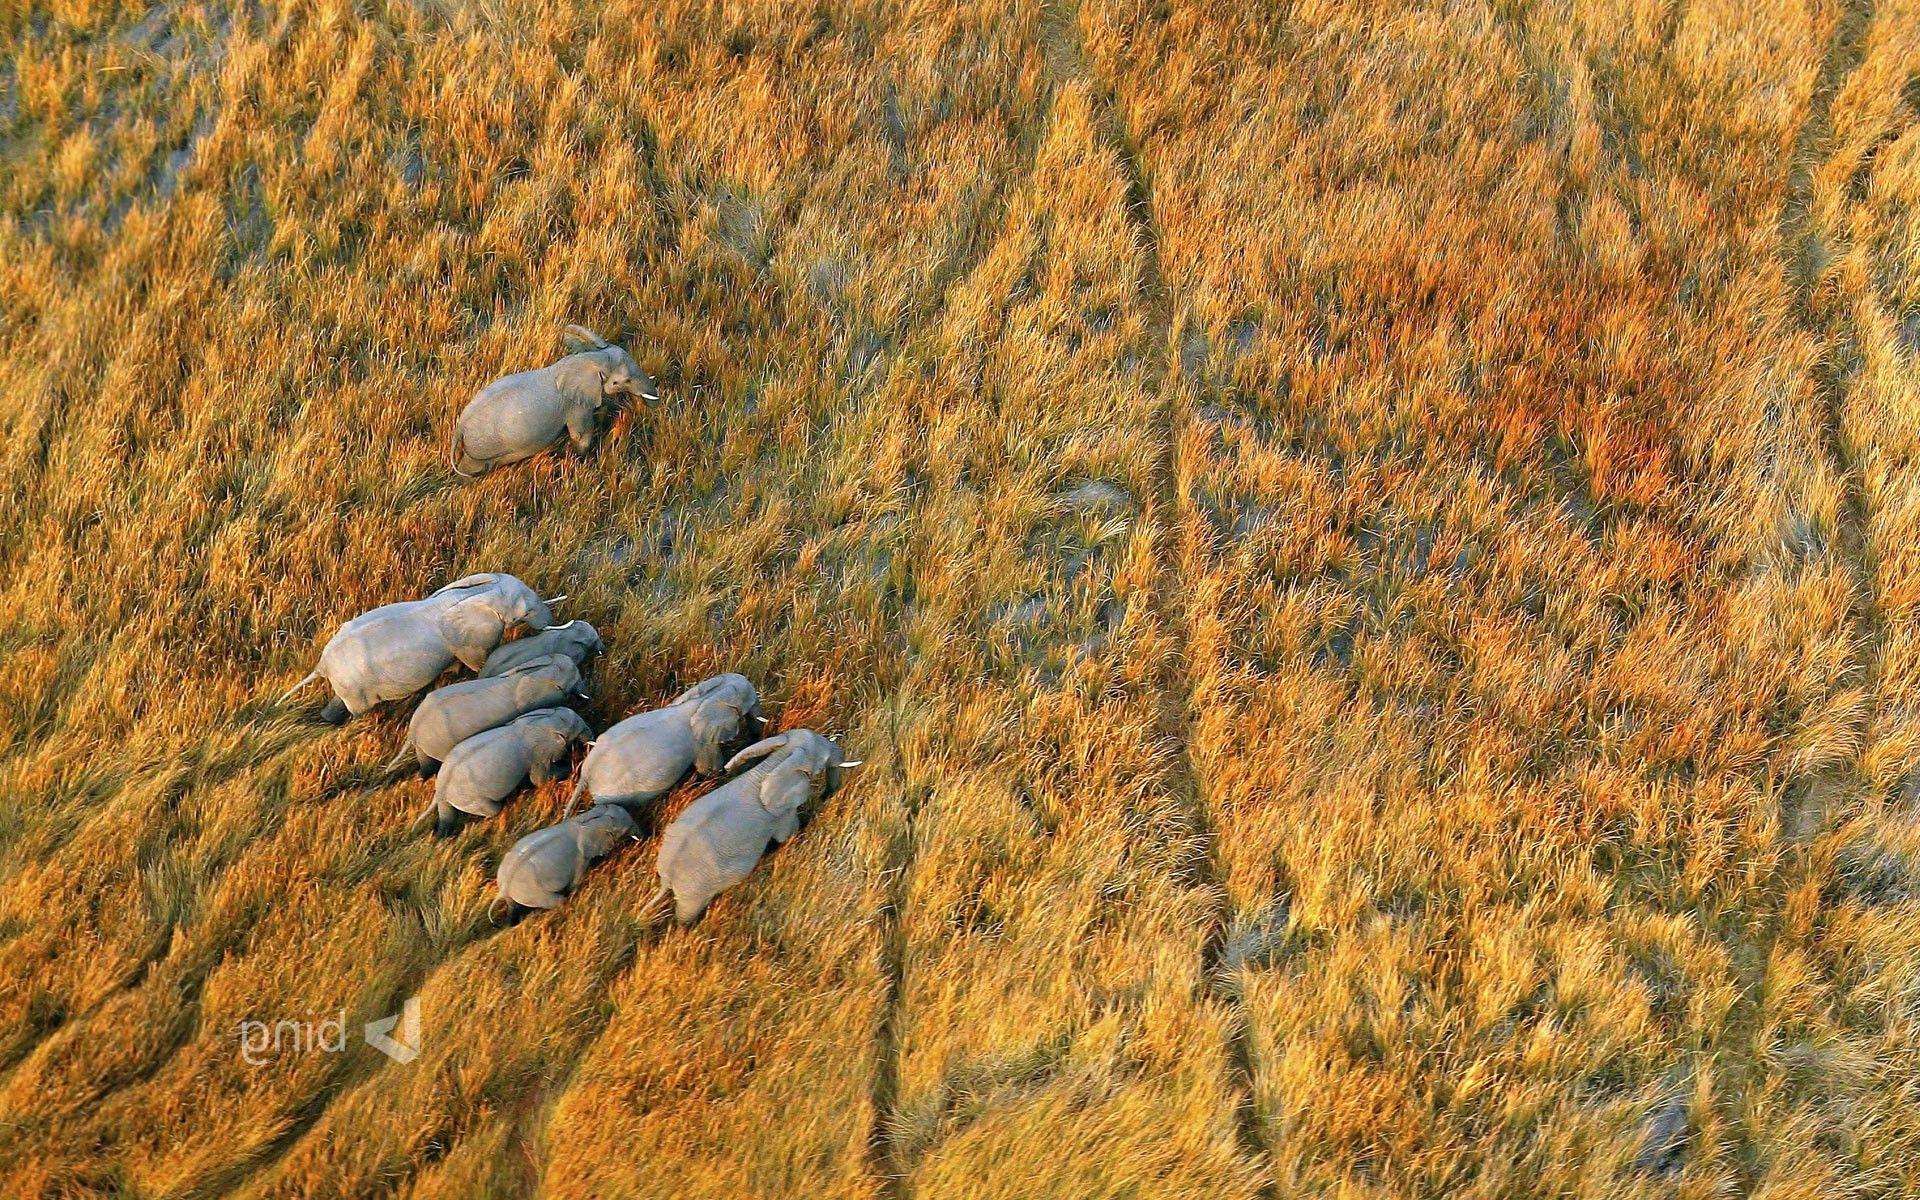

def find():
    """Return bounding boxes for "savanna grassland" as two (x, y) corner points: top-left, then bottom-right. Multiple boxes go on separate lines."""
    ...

(1, 0), (1917, 1195)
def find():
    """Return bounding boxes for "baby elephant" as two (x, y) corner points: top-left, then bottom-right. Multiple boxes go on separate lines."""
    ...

(452, 325), (656, 475)
(638, 729), (858, 927)
(413, 708), (593, 838)
(563, 674), (761, 818)
(478, 620), (605, 678)
(492, 803), (638, 922)
(399, 655), (588, 776)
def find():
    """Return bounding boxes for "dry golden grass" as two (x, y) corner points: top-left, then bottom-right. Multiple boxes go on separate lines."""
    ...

(0, 0), (1915, 1196)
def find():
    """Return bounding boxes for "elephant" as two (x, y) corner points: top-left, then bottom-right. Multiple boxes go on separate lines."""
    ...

(491, 803), (639, 922)
(398, 654), (588, 776)
(452, 325), (657, 475)
(277, 573), (560, 724)
(561, 674), (761, 819)
(478, 619), (605, 678)
(637, 729), (860, 927)
(411, 707), (593, 838)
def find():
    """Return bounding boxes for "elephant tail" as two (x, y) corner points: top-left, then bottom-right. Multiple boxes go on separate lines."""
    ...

(560, 774), (593, 821)
(637, 884), (674, 927)
(451, 427), (481, 478)
(276, 668), (321, 704)
(486, 896), (513, 927)
(405, 799), (437, 837)
(384, 740), (415, 773)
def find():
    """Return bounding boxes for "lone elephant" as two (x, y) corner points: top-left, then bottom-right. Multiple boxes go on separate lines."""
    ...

(452, 325), (656, 475)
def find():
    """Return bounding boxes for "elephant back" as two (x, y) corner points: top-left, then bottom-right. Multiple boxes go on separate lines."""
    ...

(498, 828), (574, 905)
(411, 671), (557, 760)
(579, 706), (695, 803)
(319, 606), (457, 705)
(662, 785), (768, 875)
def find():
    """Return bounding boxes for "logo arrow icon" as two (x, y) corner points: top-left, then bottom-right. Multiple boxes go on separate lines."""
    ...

(364, 997), (421, 1064)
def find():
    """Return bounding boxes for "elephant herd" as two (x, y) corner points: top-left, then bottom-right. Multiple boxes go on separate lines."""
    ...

(275, 330), (856, 925)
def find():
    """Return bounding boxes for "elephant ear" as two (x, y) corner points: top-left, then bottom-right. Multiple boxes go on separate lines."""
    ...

(552, 354), (605, 398)
(759, 766), (812, 817)
(439, 596), (507, 671)
(505, 655), (566, 702)
(692, 701), (744, 776)
(539, 722), (576, 760)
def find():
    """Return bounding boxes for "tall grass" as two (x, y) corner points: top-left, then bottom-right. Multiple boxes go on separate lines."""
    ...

(0, 0), (1913, 1195)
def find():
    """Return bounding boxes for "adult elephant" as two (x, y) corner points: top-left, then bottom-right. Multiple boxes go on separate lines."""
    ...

(277, 573), (561, 724)
(451, 326), (656, 475)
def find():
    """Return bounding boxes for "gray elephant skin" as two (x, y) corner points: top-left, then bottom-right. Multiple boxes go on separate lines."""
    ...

(478, 620), (605, 678)
(402, 654), (588, 776)
(452, 325), (656, 475)
(278, 573), (557, 724)
(493, 803), (638, 921)
(639, 729), (851, 927)
(419, 707), (593, 837)
(563, 674), (761, 818)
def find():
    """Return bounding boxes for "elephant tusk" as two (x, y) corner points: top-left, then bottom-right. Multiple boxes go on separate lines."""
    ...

(840, 761), (865, 768)
(543, 619), (578, 632)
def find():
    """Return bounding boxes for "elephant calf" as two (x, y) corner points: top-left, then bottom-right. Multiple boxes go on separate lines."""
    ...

(278, 573), (558, 724)
(563, 674), (761, 818)
(638, 729), (857, 927)
(492, 803), (638, 922)
(478, 620), (605, 678)
(400, 654), (588, 776)
(452, 325), (657, 475)
(416, 708), (593, 837)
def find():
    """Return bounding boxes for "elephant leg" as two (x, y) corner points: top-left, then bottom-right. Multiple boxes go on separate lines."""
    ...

(417, 752), (440, 780)
(319, 697), (351, 725)
(770, 810), (801, 844)
(565, 408), (596, 453)
(528, 761), (555, 786)
(434, 806), (468, 838)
